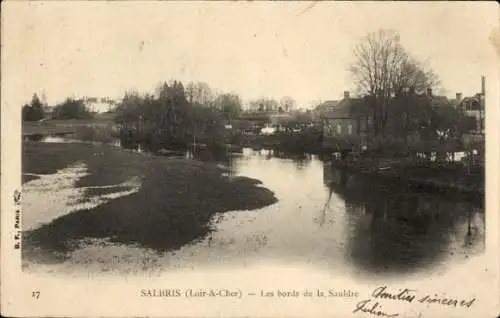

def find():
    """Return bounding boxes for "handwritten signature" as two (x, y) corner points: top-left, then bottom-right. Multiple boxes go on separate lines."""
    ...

(353, 285), (476, 317)
(353, 299), (399, 317)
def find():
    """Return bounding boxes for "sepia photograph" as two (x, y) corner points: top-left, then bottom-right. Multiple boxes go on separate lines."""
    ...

(1, 1), (499, 317)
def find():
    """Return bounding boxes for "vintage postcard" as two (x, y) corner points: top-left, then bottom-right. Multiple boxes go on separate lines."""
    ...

(1, 1), (499, 317)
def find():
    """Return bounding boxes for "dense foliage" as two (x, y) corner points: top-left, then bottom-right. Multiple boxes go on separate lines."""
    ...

(115, 80), (237, 151)
(22, 94), (45, 121)
(345, 29), (482, 159)
(349, 29), (440, 136)
(53, 98), (94, 119)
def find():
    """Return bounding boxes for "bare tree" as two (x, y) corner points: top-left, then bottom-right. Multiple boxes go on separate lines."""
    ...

(392, 58), (440, 96)
(185, 81), (214, 105)
(213, 93), (243, 122)
(349, 29), (439, 135)
(260, 97), (279, 113)
(249, 97), (279, 113)
(248, 99), (262, 112)
(280, 96), (296, 113)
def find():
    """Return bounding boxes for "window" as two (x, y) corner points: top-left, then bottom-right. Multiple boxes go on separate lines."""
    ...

(470, 100), (480, 111)
(348, 124), (353, 135)
(337, 124), (342, 135)
(325, 122), (332, 136)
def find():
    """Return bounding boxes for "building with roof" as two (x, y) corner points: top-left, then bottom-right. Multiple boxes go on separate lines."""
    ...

(319, 88), (457, 152)
(456, 93), (485, 151)
(454, 77), (486, 150)
(320, 91), (372, 151)
(457, 94), (484, 135)
(82, 96), (117, 113)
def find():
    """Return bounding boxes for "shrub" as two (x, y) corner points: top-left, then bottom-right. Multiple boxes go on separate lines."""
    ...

(75, 125), (116, 144)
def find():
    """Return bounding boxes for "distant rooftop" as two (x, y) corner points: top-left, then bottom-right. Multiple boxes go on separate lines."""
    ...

(320, 96), (371, 119)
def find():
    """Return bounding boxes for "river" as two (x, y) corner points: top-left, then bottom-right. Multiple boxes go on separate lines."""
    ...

(23, 137), (485, 280)
(175, 148), (485, 278)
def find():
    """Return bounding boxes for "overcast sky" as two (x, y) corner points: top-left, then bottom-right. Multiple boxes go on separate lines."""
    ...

(2, 2), (498, 110)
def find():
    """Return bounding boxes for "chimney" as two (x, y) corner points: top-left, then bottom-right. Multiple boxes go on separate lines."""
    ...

(427, 88), (433, 97)
(456, 93), (462, 101)
(344, 91), (350, 99)
(481, 76), (485, 95)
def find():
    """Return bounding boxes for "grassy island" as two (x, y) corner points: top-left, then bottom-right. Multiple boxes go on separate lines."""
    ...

(22, 141), (277, 262)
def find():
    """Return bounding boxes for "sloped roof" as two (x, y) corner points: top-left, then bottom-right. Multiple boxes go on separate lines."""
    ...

(312, 100), (338, 115)
(432, 96), (449, 104)
(238, 113), (270, 122)
(457, 95), (482, 111)
(321, 98), (371, 119)
(268, 113), (295, 125)
(316, 100), (340, 110)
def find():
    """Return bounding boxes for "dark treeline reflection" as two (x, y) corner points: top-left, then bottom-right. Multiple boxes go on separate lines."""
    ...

(273, 150), (313, 170)
(187, 147), (231, 164)
(187, 147), (315, 173)
(323, 165), (484, 274)
(186, 148), (239, 177)
(25, 136), (485, 275)
(186, 148), (484, 275)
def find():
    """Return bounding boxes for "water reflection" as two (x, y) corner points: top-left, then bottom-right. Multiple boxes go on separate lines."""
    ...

(24, 137), (485, 277)
(274, 150), (313, 171)
(23, 133), (75, 143)
(324, 166), (484, 274)
(186, 148), (238, 177)
(39, 136), (68, 143)
(180, 149), (484, 277)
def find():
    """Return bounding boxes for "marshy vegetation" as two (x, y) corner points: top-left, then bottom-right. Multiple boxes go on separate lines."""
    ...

(22, 141), (277, 264)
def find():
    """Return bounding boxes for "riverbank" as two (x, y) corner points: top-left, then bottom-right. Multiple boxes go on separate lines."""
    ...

(243, 131), (322, 151)
(330, 157), (484, 195)
(22, 141), (277, 263)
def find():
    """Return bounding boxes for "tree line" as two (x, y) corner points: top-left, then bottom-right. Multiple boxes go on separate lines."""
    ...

(22, 94), (94, 121)
(348, 29), (480, 156)
(115, 80), (245, 151)
(22, 29), (480, 159)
